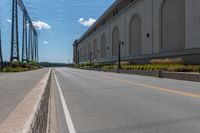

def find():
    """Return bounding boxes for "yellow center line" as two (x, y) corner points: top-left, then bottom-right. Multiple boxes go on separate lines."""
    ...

(70, 68), (200, 99)
(99, 75), (200, 99)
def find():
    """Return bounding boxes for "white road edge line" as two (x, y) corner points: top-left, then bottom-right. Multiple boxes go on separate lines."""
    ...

(53, 70), (76, 133)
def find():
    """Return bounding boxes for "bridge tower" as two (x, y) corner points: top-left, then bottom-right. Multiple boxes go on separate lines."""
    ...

(10, 0), (19, 62)
(28, 24), (32, 62)
(22, 13), (28, 62)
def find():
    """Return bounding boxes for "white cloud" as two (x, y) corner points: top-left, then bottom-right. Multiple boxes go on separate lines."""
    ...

(43, 41), (48, 44)
(32, 20), (51, 30)
(78, 17), (96, 27)
(7, 19), (11, 23)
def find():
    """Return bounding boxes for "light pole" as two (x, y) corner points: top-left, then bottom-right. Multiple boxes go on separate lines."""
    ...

(118, 41), (124, 73)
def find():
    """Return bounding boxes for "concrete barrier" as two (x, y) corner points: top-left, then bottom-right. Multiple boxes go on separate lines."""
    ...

(81, 68), (200, 82)
(161, 71), (200, 82)
(119, 69), (161, 77)
(0, 69), (52, 133)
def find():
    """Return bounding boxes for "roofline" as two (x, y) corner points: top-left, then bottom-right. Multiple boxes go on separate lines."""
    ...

(77, 0), (121, 44)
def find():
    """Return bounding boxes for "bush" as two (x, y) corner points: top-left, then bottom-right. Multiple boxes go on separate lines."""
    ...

(84, 62), (94, 67)
(3, 67), (28, 72)
(3, 61), (40, 72)
(3, 67), (15, 72)
(119, 64), (199, 72)
(150, 57), (184, 65)
(93, 63), (104, 68)
(74, 61), (199, 73)
(102, 65), (117, 70)
(10, 61), (20, 68)
(29, 61), (40, 67)
(19, 62), (28, 68)
(115, 61), (130, 65)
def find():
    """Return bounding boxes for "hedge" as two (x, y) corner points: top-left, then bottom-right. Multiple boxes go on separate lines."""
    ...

(102, 64), (200, 72)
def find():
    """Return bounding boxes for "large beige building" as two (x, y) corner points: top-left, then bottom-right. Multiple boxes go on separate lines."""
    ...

(73, 0), (200, 64)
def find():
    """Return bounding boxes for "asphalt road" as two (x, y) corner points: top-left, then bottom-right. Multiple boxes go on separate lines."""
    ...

(53, 67), (200, 133)
(0, 68), (49, 125)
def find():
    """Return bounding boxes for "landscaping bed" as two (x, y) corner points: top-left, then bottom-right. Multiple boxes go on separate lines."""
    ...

(73, 58), (200, 82)
(1, 61), (41, 72)
(75, 58), (200, 73)
(102, 64), (200, 73)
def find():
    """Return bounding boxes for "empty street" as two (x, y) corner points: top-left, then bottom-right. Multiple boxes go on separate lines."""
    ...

(52, 68), (200, 133)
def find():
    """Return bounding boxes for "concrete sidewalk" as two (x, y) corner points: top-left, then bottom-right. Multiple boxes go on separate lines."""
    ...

(0, 68), (49, 125)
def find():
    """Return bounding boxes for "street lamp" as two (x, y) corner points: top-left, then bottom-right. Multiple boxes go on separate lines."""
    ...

(118, 41), (124, 73)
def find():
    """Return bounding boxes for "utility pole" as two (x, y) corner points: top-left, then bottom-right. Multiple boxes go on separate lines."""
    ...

(0, 30), (3, 69)
(10, 0), (19, 62)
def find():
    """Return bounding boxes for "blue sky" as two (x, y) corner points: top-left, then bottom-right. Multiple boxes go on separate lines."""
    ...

(0, 0), (115, 63)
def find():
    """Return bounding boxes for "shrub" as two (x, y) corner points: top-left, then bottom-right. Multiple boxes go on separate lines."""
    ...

(116, 61), (130, 65)
(83, 62), (93, 67)
(14, 67), (28, 72)
(3, 61), (40, 72)
(19, 62), (28, 68)
(119, 64), (199, 72)
(150, 57), (184, 65)
(10, 61), (20, 68)
(29, 61), (40, 67)
(3, 67), (15, 72)
(93, 63), (104, 68)
(3, 67), (28, 72)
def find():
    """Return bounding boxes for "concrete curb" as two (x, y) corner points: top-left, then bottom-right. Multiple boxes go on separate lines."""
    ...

(46, 73), (59, 133)
(0, 68), (52, 133)
(79, 68), (200, 82)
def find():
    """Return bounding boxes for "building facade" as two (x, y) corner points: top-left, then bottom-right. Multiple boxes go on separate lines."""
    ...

(73, 0), (200, 64)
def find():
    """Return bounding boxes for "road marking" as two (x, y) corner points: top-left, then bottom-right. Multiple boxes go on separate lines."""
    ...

(100, 76), (200, 99)
(68, 68), (200, 99)
(53, 70), (76, 133)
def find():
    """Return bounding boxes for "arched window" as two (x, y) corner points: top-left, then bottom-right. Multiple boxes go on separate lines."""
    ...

(101, 34), (106, 58)
(112, 26), (120, 57)
(80, 48), (83, 61)
(88, 43), (91, 60)
(83, 46), (86, 60)
(129, 14), (142, 55)
(93, 39), (97, 59)
(77, 50), (79, 63)
(161, 0), (185, 52)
